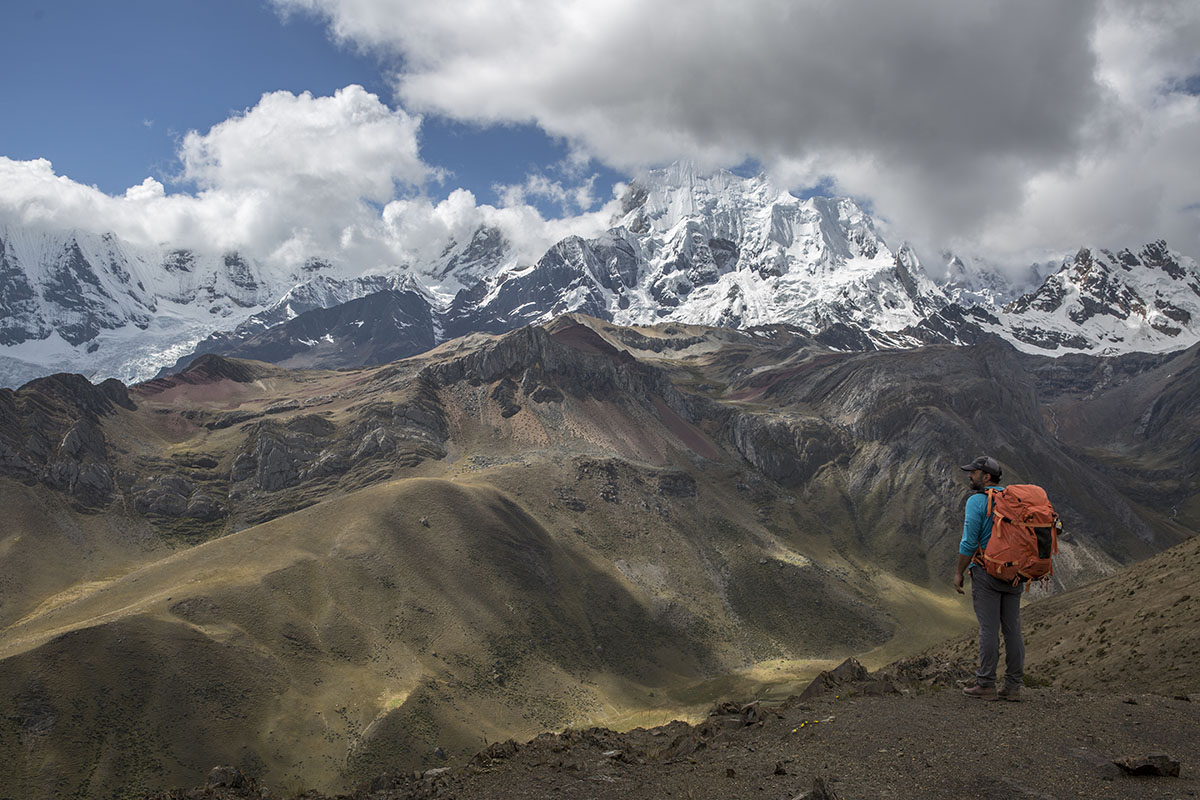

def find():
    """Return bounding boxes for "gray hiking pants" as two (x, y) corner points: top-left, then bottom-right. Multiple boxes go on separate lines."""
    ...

(970, 566), (1025, 690)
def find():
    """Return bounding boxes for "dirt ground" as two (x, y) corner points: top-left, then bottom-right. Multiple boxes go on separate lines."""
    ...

(150, 677), (1200, 800)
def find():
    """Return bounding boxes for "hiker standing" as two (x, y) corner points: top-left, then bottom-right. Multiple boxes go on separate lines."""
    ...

(953, 455), (1024, 701)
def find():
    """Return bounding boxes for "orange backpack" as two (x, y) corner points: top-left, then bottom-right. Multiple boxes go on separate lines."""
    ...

(975, 485), (1060, 589)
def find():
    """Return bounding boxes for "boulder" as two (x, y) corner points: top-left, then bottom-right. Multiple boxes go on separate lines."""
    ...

(797, 657), (870, 701)
(206, 765), (248, 789)
(658, 471), (696, 497)
(1113, 753), (1181, 777)
(792, 776), (839, 800)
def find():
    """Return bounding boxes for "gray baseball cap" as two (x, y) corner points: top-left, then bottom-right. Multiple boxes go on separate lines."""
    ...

(960, 455), (1002, 479)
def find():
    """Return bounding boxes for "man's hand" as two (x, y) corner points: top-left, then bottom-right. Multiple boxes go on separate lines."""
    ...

(954, 553), (972, 595)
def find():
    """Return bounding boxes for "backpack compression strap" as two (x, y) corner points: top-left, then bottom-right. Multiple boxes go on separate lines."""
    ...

(971, 488), (997, 570)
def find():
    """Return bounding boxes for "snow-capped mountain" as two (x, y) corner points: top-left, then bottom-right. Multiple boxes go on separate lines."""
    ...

(992, 242), (1200, 356)
(435, 163), (951, 343)
(934, 252), (1058, 310)
(0, 224), (325, 386)
(3, 164), (1200, 387)
(610, 163), (946, 331)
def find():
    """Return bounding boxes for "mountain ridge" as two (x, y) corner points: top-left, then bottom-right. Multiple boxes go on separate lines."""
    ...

(4, 165), (1200, 387)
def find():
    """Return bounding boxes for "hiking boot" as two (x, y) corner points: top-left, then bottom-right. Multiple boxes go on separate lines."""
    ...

(962, 684), (997, 700)
(997, 685), (1022, 702)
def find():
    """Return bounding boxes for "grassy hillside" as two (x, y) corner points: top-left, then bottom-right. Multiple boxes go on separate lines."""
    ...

(2, 317), (1197, 797)
(0, 475), (975, 796)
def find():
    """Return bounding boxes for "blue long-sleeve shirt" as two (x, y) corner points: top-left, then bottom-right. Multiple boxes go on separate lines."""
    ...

(959, 487), (1004, 557)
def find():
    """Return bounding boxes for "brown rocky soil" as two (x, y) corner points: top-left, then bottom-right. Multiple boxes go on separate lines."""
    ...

(144, 676), (1200, 800)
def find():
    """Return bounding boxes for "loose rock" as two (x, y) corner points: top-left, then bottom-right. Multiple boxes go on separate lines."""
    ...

(1113, 753), (1181, 777)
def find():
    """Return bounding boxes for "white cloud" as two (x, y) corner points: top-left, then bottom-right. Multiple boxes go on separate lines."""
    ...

(178, 86), (426, 198)
(5, 0), (1196, 288)
(0, 83), (614, 279)
(381, 185), (620, 272)
(493, 172), (599, 216)
(1, 87), (429, 269)
(276, 0), (1200, 260)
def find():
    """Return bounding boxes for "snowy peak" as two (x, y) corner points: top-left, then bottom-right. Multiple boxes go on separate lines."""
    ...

(5, 164), (1200, 386)
(597, 163), (925, 334)
(0, 223), (315, 386)
(618, 164), (890, 272)
(430, 225), (516, 289)
(996, 241), (1200, 355)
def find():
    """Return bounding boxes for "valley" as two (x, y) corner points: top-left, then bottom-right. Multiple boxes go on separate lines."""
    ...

(0, 314), (1196, 797)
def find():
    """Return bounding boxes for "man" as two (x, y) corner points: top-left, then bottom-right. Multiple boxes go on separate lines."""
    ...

(953, 455), (1023, 701)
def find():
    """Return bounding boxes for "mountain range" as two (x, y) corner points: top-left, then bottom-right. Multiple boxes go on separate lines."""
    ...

(3, 163), (1200, 387)
(3, 162), (1199, 798)
(1, 309), (1197, 796)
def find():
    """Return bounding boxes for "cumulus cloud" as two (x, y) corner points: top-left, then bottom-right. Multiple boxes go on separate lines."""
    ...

(178, 86), (427, 198)
(4, 0), (1196, 285)
(276, 0), (1200, 260)
(1, 86), (427, 263)
(379, 184), (622, 276)
(493, 172), (599, 216)
(0, 81), (619, 283)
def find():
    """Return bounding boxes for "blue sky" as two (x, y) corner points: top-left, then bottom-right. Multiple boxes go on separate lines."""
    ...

(0, 0), (621, 216)
(1, 0), (1197, 266)
(3, 2), (383, 193)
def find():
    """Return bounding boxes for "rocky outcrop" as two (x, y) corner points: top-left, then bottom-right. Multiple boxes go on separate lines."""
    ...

(730, 414), (848, 487)
(491, 378), (522, 418)
(132, 474), (224, 521)
(420, 324), (698, 425)
(657, 471), (697, 497)
(230, 422), (325, 492)
(136, 353), (266, 396)
(0, 372), (132, 506)
(224, 377), (448, 507)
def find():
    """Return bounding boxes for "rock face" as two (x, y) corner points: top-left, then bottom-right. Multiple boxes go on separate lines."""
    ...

(729, 413), (847, 487)
(3, 319), (1195, 578)
(0, 372), (132, 507)
(163, 288), (438, 374)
